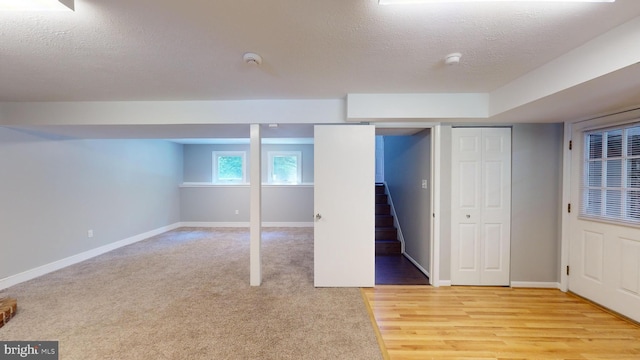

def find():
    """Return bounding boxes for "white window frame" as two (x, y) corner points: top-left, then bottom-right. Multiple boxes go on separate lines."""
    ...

(267, 151), (302, 184)
(581, 122), (640, 225)
(212, 151), (247, 184)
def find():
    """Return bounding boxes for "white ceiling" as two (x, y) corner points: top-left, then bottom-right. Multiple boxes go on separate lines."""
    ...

(1, 0), (640, 138)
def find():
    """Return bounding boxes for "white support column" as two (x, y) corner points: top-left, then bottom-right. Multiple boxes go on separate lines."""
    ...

(250, 124), (262, 286)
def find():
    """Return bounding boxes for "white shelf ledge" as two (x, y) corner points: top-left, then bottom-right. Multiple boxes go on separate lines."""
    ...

(180, 182), (314, 188)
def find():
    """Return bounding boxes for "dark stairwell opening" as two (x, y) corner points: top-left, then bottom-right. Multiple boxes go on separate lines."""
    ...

(375, 183), (429, 285)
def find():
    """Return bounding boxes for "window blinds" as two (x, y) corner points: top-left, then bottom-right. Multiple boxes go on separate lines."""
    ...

(582, 124), (640, 224)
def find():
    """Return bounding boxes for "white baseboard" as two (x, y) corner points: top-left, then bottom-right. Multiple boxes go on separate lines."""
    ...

(0, 223), (181, 291)
(180, 221), (313, 228)
(403, 253), (430, 278)
(181, 221), (250, 228)
(263, 222), (314, 228)
(431, 281), (559, 288)
(510, 281), (561, 289)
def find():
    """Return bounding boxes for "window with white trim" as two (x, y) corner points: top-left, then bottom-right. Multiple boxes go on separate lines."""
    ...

(212, 151), (246, 184)
(582, 124), (640, 223)
(267, 151), (301, 184)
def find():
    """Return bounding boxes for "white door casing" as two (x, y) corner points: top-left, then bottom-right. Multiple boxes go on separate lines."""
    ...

(568, 119), (640, 322)
(375, 135), (384, 183)
(451, 128), (511, 286)
(314, 125), (375, 287)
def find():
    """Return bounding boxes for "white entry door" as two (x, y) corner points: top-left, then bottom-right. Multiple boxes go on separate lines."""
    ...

(451, 128), (511, 286)
(314, 125), (375, 287)
(568, 123), (640, 322)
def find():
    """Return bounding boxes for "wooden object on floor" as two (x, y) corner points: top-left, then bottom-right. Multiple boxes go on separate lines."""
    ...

(362, 286), (640, 360)
(0, 297), (17, 328)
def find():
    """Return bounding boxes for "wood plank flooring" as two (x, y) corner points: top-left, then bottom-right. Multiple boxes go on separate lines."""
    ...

(375, 255), (430, 285)
(362, 286), (640, 360)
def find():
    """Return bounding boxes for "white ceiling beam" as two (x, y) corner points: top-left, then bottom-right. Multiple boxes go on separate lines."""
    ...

(490, 15), (640, 117)
(346, 93), (489, 121)
(0, 0), (73, 11)
(0, 100), (346, 126)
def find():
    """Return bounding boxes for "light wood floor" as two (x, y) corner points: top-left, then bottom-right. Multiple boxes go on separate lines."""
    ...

(362, 286), (640, 360)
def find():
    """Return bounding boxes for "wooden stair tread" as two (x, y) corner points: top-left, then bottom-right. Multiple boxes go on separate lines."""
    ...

(375, 204), (390, 214)
(376, 229), (397, 237)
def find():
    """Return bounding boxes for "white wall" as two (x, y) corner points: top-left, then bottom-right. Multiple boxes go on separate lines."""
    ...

(0, 127), (183, 280)
(383, 130), (432, 272)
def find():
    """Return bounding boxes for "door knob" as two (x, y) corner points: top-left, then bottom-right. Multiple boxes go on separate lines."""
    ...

(315, 213), (322, 220)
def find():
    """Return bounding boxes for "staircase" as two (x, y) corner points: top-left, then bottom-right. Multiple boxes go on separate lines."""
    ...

(375, 183), (402, 255)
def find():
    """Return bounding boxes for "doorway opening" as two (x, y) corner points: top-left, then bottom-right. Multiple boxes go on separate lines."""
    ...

(374, 133), (431, 285)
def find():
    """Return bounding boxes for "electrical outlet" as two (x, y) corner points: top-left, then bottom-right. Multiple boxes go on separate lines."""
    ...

(87, 229), (94, 238)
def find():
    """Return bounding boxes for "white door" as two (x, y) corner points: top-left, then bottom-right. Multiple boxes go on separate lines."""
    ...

(569, 125), (640, 322)
(314, 125), (375, 287)
(451, 128), (511, 286)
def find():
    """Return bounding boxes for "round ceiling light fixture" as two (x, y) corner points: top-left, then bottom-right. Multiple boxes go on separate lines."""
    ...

(243, 52), (263, 66)
(445, 52), (462, 65)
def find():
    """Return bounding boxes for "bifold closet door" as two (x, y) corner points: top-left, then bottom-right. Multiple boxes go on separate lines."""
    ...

(451, 128), (511, 286)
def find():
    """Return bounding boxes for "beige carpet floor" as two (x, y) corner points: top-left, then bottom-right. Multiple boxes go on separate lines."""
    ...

(0, 227), (383, 360)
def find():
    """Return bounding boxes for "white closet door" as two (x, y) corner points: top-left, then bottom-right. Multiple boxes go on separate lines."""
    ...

(452, 128), (511, 286)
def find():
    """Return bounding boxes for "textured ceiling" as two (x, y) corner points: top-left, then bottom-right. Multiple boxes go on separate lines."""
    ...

(1, 0), (639, 102)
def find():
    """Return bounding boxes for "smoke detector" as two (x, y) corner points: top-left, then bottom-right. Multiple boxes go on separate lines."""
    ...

(243, 52), (263, 66)
(445, 52), (461, 65)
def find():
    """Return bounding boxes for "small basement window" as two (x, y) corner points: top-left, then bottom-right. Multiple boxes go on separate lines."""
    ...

(212, 151), (246, 184)
(267, 151), (301, 184)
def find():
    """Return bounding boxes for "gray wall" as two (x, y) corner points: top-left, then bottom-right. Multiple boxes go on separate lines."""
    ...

(0, 127), (183, 279)
(439, 126), (453, 281)
(181, 143), (314, 223)
(184, 144), (249, 182)
(511, 123), (563, 282)
(181, 187), (250, 222)
(383, 130), (432, 272)
(180, 185), (314, 222)
(439, 123), (563, 283)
